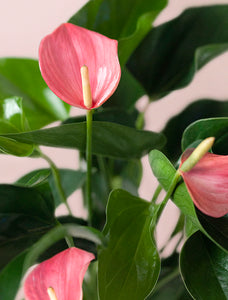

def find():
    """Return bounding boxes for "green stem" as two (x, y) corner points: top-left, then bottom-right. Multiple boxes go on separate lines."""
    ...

(151, 184), (162, 204)
(155, 171), (181, 221)
(39, 151), (73, 216)
(86, 109), (93, 226)
(55, 219), (75, 248)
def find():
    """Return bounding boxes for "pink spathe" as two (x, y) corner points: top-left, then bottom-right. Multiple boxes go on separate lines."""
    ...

(24, 247), (95, 300)
(39, 23), (121, 109)
(179, 148), (228, 218)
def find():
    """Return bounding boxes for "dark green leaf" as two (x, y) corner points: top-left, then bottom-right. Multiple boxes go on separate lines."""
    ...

(0, 182), (55, 270)
(149, 150), (228, 253)
(0, 97), (34, 156)
(83, 262), (99, 300)
(2, 121), (165, 159)
(98, 189), (160, 300)
(0, 251), (28, 300)
(196, 210), (228, 251)
(148, 253), (191, 300)
(182, 117), (228, 155)
(17, 168), (86, 207)
(69, 0), (167, 65)
(127, 5), (228, 98)
(0, 58), (70, 129)
(180, 231), (228, 300)
(103, 68), (145, 110)
(0, 136), (34, 156)
(63, 106), (139, 128)
(0, 183), (54, 221)
(16, 169), (51, 186)
(162, 99), (228, 162)
(89, 170), (109, 229)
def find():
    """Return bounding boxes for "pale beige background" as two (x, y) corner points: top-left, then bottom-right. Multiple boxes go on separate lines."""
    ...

(0, 0), (228, 298)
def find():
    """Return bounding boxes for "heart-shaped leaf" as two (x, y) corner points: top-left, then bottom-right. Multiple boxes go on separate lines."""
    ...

(0, 181), (55, 270)
(17, 168), (86, 207)
(182, 117), (228, 155)
(0, 251), (28, 300)
(98, 189), (160, 300)
(162, 99), (228, 162)
(0, 97), (34, 156)
(2, 121), (166, 159)
(63, 105), (139, 128)
(180, 231), (228, 299)
(69, 0), (168, 65)
(196, 210), (228, 251)
(127, 5), (228, 98)
(0, 58), (70, 129)
(148, 253), (192, 299)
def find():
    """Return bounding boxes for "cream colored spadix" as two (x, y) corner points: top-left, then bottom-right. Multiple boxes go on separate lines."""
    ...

(180, 137), (215, 173)
(47, 287), (58, 300)
(81, 65), (92, 109)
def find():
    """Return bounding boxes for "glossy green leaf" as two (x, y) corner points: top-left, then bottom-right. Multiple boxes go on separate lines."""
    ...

(180, 231), (228, 300)
(17, 168), (86, 207)
(0, 97), (28, 133)
(0, 251), (28, 300)
(88, 158), (143, 230)
(16, 169), (51, 186)
(196, 210), (228, 251)
(23, 224), (104, 273)
(0, 58), (70, 129)
(103, 67), (145, 110)
(149, 150), (228, 252)
(127, 5), (228, 98)
(162, 99), (228, 162)
(0, 97), (34, 156)
(149, 150), (198, 225)
(0, 182), (55, 270)
(69, 0), (167, 65)
(2, 121), (165, 159)
(83, 261), (99, 300)
(0, 135), (34, 156)
(63, 106), (139, 128)
(98, 189), (160, 300)
(148, 253), (191, 300)
(182, 117), (228, 155)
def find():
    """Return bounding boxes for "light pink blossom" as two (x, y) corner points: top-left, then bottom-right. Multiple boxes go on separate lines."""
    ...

(24, 247), (95, 300)
(179, 148), (228, 218)
(39, 23), (121, 109)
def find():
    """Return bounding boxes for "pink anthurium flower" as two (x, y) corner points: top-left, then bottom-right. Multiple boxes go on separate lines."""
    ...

(179, 148), (228, 218)
(24, 247), (95, 300)
(39, 23), (121, 109)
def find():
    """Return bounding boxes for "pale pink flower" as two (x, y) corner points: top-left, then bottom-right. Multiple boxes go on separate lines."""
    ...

(179, 148), (228, 218)
(24, 247), (95, 300)
(39, 23), (121, 109)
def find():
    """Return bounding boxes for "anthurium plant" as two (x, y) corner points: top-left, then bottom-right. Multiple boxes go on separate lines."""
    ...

(0, 1), (227, 300)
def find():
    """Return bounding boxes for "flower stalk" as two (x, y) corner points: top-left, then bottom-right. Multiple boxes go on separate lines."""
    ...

(155, 170), (181, 221)
(39, 150), (73, 216)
